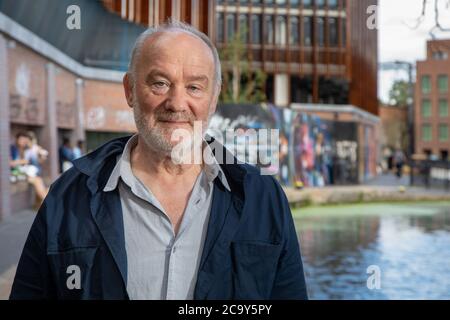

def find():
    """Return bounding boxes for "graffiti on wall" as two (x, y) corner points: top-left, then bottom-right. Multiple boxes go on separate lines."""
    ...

(9, 94), (41, 124)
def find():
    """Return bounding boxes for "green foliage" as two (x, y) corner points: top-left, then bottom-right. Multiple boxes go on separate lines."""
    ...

(388, 80), (410, 107)
(219, 28), (267, 104)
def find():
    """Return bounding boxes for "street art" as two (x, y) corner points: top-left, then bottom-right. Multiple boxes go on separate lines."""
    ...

(86, 106), (106, 129)
(209, 103), (365, 187)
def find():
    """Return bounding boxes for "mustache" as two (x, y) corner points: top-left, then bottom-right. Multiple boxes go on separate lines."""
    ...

(155, 110), (196, 124)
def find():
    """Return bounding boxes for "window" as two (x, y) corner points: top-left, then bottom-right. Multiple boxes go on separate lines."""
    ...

(275, 16), (287, 45)
(264, 0), (274, 4)
(275, 0), (287, 4)
(317, 17), (325, 46)
(438, 75), (448, 93)
(250, 14), (262, 44)
(433, 51), (449, 60)
(251, 0), (261, 3)
(422, 99), (432, 118)
(289, 16), (300, 45)
(303, 16), (312, 46)
(328, 0), (338, 8)
(329, 18), (338, 46)
(226, 13), (236, 41)
(421, 75), (431, 94)
(439, 99), (448, 117)
(439, 124), (449, 141)
(422, 124), (432, 142)
(238, 14), (249, 42)
(341, 17), (346, 46)
(264, 15), (274, 44)
(302, 0), (312, 8)
(290, 0), (300, 5)
(316, 0), (326, 8)
(217, 13), (224, 43)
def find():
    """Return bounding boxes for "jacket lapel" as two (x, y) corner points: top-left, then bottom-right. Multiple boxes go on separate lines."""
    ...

(90, 189), (128, 294)
(194, 163), (247, 299)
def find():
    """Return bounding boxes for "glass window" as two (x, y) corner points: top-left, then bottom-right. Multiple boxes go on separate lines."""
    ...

(439, 124), (449, 141)
(226, 13), (236, 41)
(317, 17), (325, 46)
(329, 18), (338, 46)
(302, 0), (313, 7)
(438, 75), (448, 93)
(316, 0), (326, 8)
(264, 0), (274, 4)
(289, 16), (300, 44)
(421, 75), (431, 94)
(275, 16), (287, 45)
(217, 13), (224, 43)
(422, 99), (432, 118)
(328, 0), (338, 8)
(264, 15), (274, 44)
(251, 0), (262, 3)
(341, 17), (346, 46)
(439, 99), (448, 117)
(290, 0), (300, 5)
(239, 14), (249, 42)
(422, 124), (432, 142)
(303, 16), (312, 46)
(250, 14), (262, 44)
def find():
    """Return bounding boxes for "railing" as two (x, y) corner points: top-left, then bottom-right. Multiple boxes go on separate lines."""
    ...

(410, 159), (450, 191)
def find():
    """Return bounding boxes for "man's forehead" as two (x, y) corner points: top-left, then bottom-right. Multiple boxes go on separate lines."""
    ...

(141, 30), (214, 63)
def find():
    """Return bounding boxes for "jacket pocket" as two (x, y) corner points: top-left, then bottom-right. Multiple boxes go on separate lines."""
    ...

(47, 246), (98, 299)
(230, 241), (282, 299)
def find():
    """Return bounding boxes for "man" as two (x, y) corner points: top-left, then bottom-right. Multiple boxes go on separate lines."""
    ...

(10, 21), (307, 300)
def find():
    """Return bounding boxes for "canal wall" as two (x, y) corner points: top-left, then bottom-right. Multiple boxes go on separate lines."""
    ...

(285, 185), (450, 207)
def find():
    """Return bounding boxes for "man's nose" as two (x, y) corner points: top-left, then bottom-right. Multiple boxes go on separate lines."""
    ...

(165, 85), (189, 112)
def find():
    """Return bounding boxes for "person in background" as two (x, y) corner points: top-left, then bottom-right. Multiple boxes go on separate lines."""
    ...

(72, 140), (84, 160)
(10, 131), (48, 205)
(24, 131), (48, 177)
(394, 148), (406, 178)
(58, 137), (74, 173)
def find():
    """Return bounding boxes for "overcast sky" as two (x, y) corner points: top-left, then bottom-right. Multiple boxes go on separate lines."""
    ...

(378, 0), (450, 103)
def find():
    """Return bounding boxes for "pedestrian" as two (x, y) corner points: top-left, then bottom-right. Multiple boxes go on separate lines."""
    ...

(10, 21), (307, 300)
(72, 140), (84, 160)
(394, 148), (406, 178)
(58, 137), (74, 173)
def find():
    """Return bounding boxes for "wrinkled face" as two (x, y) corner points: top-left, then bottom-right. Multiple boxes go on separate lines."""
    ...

(124, 31), (219, 154)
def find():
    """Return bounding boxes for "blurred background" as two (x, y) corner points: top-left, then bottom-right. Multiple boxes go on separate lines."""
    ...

(0, 0), (449, 299)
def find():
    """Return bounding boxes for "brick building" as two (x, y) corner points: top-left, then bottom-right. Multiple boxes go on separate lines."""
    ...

(415, 39), (450, 160)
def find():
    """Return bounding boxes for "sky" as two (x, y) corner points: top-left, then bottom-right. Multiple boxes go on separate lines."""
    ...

(378, 0), (450, 103)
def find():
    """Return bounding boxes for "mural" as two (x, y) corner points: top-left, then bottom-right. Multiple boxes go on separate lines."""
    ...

(209, 103), (370, 187)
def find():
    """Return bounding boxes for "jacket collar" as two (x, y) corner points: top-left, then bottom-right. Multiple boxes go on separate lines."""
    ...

(72, 134), (256, 199)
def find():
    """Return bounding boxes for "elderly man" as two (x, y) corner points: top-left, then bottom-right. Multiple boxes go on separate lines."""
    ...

(10, 21), (307, 300)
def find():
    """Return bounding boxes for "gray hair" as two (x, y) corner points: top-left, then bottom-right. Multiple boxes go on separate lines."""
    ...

(128, 20), (222, 88)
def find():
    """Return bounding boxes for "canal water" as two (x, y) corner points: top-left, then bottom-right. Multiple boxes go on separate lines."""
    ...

(292, 202), (450, 300)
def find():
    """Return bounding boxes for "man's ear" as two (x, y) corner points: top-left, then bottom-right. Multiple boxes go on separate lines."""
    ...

(123, 73), (134, 108)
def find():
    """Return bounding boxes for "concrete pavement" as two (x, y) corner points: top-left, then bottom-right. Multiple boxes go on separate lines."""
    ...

(0, 209), (35, 300)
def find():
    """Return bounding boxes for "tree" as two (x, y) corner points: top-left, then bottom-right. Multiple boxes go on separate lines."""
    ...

(388, 80), (411, 107)
(219, 29), (267, 104)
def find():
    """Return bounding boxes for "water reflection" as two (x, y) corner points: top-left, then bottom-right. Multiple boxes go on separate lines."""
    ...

(294, 203), (450, 300)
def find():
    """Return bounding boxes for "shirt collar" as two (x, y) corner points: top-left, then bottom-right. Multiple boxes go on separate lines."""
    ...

(103, 134), (231, 192)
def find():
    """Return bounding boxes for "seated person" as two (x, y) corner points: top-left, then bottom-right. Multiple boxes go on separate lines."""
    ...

(10, 131), (48, 206)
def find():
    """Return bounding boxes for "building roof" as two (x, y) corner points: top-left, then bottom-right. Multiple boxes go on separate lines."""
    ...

(0, 0), (145, 71)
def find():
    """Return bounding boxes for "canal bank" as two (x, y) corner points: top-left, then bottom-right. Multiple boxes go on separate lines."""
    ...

(284, 185), (450, 208)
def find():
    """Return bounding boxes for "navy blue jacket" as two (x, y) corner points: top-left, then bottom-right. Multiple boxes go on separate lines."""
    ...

(10, 136), (308, 300)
